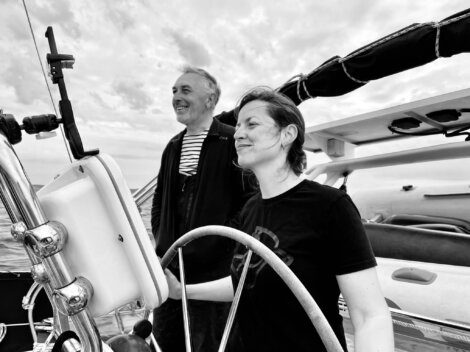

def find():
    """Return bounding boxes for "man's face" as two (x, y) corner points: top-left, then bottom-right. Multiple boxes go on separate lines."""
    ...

(172, 73), (212, 126)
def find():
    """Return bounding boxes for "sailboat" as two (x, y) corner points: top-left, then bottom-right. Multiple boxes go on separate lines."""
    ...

(1, 5), (470, 352)
(305, 88), (470, 350)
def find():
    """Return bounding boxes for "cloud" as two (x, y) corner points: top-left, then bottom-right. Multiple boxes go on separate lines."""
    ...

(166, 30), (211, 67)
(106, 6), (136, 31)
(89, 91), (111, 109)
(112, 80), (153, 111)
(2, 58), (48, 106)
(2, 0), (470, 187)
(27, 1), (81, 38)
(2, 6), (31, 41)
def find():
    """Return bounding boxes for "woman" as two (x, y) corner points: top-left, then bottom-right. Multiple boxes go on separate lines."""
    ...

(165, 88), (394, 352)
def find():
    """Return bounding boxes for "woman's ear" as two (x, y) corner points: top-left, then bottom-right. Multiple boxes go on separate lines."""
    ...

(281, 124), (298, 148)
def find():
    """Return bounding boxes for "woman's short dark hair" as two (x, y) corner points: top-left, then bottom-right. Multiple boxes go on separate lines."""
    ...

(235, 87), (306, 175)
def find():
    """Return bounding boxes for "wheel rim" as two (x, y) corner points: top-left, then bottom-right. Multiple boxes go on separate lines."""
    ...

(161, 225), (345, 352)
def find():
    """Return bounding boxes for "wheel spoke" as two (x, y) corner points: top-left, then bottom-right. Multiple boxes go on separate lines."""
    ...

(218, 249), (253, 352)
(178, 248), (192, 352)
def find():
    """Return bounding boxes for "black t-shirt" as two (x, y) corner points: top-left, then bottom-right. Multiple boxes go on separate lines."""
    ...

(231, 180), (376, 352)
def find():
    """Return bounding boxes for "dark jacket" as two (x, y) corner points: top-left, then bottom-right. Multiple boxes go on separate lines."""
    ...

(151, 118), (253, 283)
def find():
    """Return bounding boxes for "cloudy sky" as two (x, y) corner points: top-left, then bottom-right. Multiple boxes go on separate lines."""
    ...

(0, 0), (469, 188)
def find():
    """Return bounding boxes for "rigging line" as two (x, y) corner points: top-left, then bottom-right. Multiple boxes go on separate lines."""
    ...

(21, 0), (73, 163)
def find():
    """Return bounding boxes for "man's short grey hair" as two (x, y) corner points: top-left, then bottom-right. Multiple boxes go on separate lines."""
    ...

(181, 66), (221, 107)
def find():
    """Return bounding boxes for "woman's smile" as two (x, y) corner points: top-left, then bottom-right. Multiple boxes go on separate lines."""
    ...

(235, 142), (252, 152)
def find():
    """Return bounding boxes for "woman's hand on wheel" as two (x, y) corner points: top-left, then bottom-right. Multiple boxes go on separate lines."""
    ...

(165, 269), (182, 300)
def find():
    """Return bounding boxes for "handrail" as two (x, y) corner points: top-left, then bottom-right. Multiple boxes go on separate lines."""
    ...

(0, 131), (102, 351)
(133, 175), (157, 208)
(340, 296), (470, 335)
(389, 307), (470, 332)
(306, 141), (470, 181)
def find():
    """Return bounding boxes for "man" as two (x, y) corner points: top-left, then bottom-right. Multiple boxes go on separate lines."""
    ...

(151, 66), (251, 351)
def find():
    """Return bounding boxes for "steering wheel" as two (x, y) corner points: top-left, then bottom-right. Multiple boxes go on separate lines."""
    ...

(160, 225), (345, 352)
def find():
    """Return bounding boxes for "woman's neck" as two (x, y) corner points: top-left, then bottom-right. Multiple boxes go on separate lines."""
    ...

(254, 164), (303, 199)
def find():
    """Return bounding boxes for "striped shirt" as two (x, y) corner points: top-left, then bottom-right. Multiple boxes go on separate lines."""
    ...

(179, 130), (209, 176)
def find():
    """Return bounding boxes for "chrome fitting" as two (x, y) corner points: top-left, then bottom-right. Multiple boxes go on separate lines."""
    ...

(11, 221), (28, 241)
(53, 277), (94, 316)
(31, 263), (49, 284)
(24, 221), (68, 258)
(62, 338), (81, 352)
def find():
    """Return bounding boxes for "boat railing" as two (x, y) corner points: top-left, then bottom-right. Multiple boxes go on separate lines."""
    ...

(0, 131), (103, 351)
(133, 175), (157, 208)
(339, 296), (470, 348)
(389, 308), (470, 333)
(306, 141), (470, 185)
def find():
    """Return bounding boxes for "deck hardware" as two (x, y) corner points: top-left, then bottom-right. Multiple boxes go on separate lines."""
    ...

(426, 109), (461, 123)
(45, 26), (99, 160)
(53, 277), (94, 315)
(118, 234), (124, 242)
(424, 192), (470, 198)
(392, 267), (437, 285)
(11, 221), (28, 241)
(391, 117), (421, 130)
(31, 263), (49, 284)
(0, 75), (102, 349)
(22, 114), (59, 134)
(24, 221), (68, 258)
(326, 139), (345, 158)
(0, 112), (22, 144)
(35, 131), (57, 140)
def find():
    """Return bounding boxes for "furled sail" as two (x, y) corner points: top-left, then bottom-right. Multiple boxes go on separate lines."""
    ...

(218, 8), (470, 126)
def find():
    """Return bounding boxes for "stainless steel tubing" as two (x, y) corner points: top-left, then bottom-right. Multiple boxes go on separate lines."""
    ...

(22, 281), (41, 342)
(133, 175), (157, 208)
(0, 132), (102, 351)
(73, 310), (103, 352)
(218, 250), (252, 352)
(178, 248), (192, 352)
(0, 134), (48, 227)
(24, 245), (71, 335)
(41, 255), (75, 289)
(161, 225), (345, 352)
(1, 134), (70, 335)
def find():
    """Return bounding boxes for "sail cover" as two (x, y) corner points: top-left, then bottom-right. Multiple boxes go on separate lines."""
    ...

(218, 8), (470, 125)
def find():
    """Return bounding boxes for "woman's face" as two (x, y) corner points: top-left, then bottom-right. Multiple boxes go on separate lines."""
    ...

(234, 100), (282, 171)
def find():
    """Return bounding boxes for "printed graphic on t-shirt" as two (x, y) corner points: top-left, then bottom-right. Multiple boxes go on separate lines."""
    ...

(232, 226), (294, 289)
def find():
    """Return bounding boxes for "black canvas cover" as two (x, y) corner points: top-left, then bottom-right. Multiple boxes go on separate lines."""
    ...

(218, 8), (470, 126)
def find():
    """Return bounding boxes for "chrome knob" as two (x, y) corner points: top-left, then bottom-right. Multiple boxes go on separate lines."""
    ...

(11, 221), (28, 241)
(53, 277), (94, 315)
(24, 221), (68, 258)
